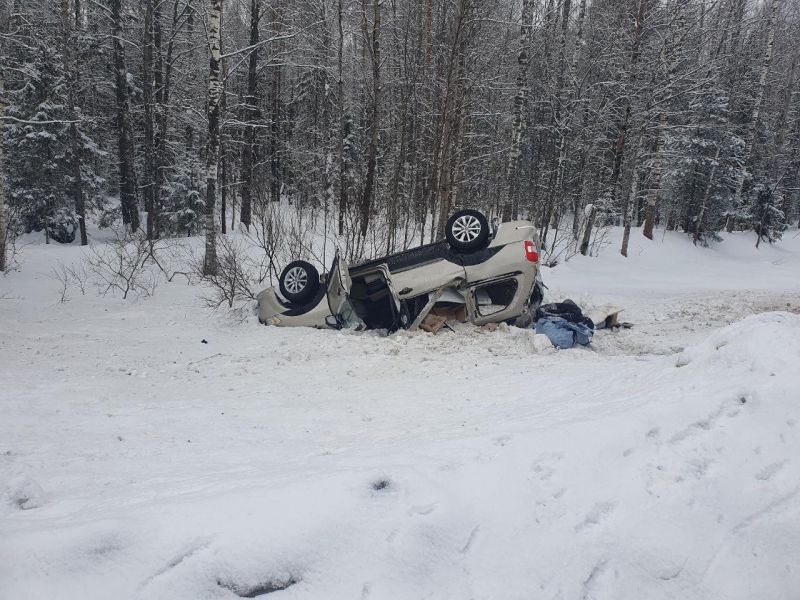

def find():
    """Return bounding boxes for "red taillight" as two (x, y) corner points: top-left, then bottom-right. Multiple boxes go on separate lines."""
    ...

(524, 240), (539, 263)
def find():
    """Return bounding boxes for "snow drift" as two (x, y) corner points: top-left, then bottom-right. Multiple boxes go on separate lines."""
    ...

(2, 312), (799, 600)
(2, 231), (800, 599)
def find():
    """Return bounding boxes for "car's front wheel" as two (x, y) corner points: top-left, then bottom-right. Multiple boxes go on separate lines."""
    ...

(278, 260), (320, 304)
(445, 209), (490, 252)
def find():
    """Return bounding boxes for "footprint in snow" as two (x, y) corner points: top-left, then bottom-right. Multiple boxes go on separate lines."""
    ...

(408, 503), (437, 516)
(755, 461), (787, 482)
(218, 577), (299, 598)
(574, 501), (618, 532)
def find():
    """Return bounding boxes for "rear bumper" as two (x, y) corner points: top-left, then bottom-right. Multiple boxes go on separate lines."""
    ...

(256, 288), (286, 324)
(256, 287), (331, 328)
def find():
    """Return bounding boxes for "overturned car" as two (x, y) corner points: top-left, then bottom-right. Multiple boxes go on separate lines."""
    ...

(257, 209), (544, 332)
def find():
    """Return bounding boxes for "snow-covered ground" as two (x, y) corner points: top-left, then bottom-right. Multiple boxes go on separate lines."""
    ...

(2, 227), (800, 600)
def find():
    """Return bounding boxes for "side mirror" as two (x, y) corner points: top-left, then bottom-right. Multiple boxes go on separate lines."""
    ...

(325, 315), (339, 329)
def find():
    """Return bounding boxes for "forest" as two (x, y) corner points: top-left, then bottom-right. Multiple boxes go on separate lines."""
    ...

(0, 0), (798, 275)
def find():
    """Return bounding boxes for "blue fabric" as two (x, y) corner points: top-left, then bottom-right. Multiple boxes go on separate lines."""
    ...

(534, 316), (594, 349)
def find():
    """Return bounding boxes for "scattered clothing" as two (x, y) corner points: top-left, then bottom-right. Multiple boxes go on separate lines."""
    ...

(535, 316), (594, 349)
(533, 300), (595, 349)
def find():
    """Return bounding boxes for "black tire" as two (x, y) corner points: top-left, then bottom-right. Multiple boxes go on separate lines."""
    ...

(279, 260), (320, 304)
(445, 209), (490, 252)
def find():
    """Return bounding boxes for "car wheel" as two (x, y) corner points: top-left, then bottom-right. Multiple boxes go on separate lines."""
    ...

(445, 209), (490, 252)
(279, 260), (320, 304)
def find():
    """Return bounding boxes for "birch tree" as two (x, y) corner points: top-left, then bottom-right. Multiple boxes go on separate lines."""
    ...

(203, 0), (224, 276)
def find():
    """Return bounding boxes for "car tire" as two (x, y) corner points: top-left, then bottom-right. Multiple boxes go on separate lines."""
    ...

(279, 260), (320, 304)
(445, 209), (490, 253)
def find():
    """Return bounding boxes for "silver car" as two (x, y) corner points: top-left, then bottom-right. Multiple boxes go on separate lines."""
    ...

(257, 209), (544, 331)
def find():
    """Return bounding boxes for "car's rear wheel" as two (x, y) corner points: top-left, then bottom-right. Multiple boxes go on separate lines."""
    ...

(279, 260), (320, 304)
(445, 209), (490, 253)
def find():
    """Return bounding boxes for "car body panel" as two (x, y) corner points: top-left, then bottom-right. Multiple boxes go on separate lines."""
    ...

(464, 221), (536, 283)
(326, 253), (352, 315)
(388, 254), (466, 300)
(326, 254), (367, 330)
(464, 269), (538, 326)
(256, 287), (330, 328)
(460, 223), (540, 325)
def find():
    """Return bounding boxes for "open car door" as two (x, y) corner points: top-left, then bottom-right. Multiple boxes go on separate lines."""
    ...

(326, 251), (364, 330)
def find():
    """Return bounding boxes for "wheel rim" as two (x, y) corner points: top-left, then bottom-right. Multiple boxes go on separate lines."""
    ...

(451, 215), (483, 243)
(284, 266), (308, 294)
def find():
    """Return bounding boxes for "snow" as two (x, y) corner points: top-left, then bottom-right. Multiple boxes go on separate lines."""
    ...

(2, 227), (800, 600)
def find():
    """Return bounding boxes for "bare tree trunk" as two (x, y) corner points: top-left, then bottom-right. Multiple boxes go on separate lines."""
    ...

(621, 127), (644, 257)
(579, 203), (595, 256)
(154, 0), (180, 241)
(777, 60), (800, 228)
(220, 58), (229, 234)
(143, 0), (157, 239)
(61, 0), (87, 245)
(435, 89), (465, 238)
(435, 26), (470, 240)
(430, 0), (471, 239)
(221, 143), (227, 234)
(203, 0), (224, 276)
(358, 0), (381, 238)
(501, 0), (532, 221)
(560, 0), (587, 243)
(152, 1), (165, 239)
(695, 145), (722, 244)
(642, 111), (666, 239)
(320, 1), (334, 260)
(239, 0), (260, 230)
(337, 0), (348, 236)
(0, 70), (6, 272)
(617, 0), (647, 256)
(642, 0), (686, 240)
(730, 0), (781, 231)
(112, 0), (139, 231)
(268, 3), (282, 204)
(548, 0), (573, 226)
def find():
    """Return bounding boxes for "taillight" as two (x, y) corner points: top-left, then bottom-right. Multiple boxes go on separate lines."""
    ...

(524, 240), (539, 263)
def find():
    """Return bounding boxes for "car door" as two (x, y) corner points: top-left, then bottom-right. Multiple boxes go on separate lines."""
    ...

(464, 275), (527, 325)
(326, 252), (364, 329)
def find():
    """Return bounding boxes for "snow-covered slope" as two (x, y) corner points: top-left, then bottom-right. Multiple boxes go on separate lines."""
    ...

(1, 228), (799, 600)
